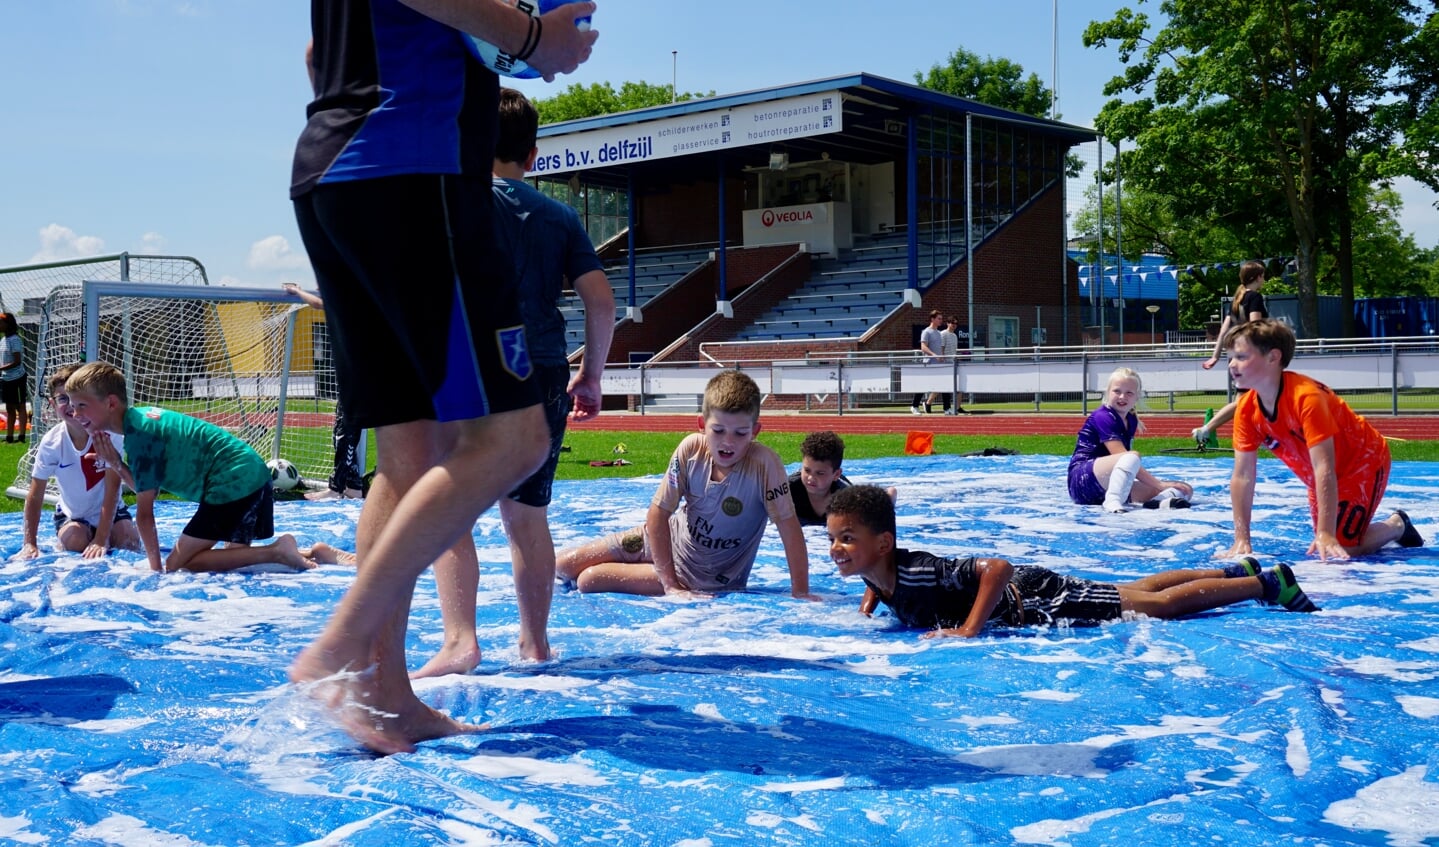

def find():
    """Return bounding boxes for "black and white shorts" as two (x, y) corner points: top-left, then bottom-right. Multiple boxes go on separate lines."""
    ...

(1012, 565), (1123, 626)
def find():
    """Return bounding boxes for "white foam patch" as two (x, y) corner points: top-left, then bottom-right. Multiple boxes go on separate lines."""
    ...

(293, 809), (398, 847)
(71, 813), (212, 846)
(1323, 766), (1439, 846)
(745, 811), (822, 832)
(952, 715), (1021, 728)
(453, 752), (610, 786)
(1011, 793), (1190, 844)
(0, 815), (44, 845)
(1285, 725), (1310, 777)
(1337, 656), (1439, 682)
(68, 717), (157, 734)
(1017, 689), (1081, 702)
(1401, 636), (1439, 653)
(1395, 695), (1439, 718)
(758, 776), (847, 793)
(413, 674), (598, 695)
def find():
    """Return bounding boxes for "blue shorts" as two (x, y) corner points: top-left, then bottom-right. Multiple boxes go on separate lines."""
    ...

(183, 485), (274, 545)
(53, 502), (134, 533)
(507, 364), (572, 508)
(1067, 460), (1104, 505)
(294, 173), (541, 430)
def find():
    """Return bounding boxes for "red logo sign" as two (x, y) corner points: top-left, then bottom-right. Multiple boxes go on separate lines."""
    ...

(761, 208), (814, 227)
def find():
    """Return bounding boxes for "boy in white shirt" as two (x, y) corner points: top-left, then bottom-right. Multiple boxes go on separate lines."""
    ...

(14, 364), (140, 559)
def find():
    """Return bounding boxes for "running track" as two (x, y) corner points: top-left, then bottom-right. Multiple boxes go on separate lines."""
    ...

(210, 410), (1438, 439)
(567, 411), (1439, 440)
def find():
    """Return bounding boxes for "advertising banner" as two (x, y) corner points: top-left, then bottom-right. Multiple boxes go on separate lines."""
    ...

(534, 92), (844, 177)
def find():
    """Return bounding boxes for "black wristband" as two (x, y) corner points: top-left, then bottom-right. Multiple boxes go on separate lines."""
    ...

(515, 15), (541, 62)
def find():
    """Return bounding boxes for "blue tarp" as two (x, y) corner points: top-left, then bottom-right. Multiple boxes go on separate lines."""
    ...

(1, 453), (1436, 846)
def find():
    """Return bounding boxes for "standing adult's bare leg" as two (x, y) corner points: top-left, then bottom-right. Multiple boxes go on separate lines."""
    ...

(290, 404), (547, 753)
(411, 540), (482, 679)
(499, 499), (555, 661)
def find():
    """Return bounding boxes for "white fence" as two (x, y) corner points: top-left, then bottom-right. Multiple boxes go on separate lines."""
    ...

(601, 340), (1439, 414)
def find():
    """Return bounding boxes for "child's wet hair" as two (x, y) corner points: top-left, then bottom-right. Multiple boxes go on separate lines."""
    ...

(65, 362), (129, 404)
(827, 485), (896, 536)
(701, 370), (762, 421)
(801, 431), (844, 466)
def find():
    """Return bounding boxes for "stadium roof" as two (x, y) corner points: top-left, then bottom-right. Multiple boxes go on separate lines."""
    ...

(535, 72), (1098, 187)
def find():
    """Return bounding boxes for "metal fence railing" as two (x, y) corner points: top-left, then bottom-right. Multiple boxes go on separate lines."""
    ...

(601, 338), (1439, 416)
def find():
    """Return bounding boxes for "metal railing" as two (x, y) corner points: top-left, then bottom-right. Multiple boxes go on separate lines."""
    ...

(599, 337), (1439, 415)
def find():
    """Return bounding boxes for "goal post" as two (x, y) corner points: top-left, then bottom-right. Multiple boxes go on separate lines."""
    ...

(4, 279), (355, 500)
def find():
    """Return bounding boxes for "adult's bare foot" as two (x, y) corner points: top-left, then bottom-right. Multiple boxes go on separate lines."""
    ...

(410, 642), (481, 679)
(517, 636), (552, 663)
(290, 646), (480, 754)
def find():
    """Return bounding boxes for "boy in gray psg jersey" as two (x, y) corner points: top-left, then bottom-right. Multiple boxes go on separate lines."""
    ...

(557, 371), (816, 599)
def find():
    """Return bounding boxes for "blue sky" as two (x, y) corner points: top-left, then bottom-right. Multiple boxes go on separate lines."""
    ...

(2, 0), (1434, 289)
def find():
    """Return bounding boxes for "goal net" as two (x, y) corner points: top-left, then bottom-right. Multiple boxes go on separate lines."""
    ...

(5, 273), (347, 501)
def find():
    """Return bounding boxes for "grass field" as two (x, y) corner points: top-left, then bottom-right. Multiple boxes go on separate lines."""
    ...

(4, 425), (1435, 514)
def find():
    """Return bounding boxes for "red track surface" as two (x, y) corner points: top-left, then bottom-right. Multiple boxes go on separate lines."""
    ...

(569, 411), (1439, 440)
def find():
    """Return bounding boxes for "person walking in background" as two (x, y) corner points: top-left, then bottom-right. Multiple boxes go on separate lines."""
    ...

(1195, 260), (1269, 445)
(281, 283), (366, 500)
(1, 312), (29, 443)
(287, 0), (597, 754)
(911, 310), (944, 415)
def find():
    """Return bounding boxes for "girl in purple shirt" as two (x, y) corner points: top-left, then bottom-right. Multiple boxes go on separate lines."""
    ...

(1068, 368), (1194, 511)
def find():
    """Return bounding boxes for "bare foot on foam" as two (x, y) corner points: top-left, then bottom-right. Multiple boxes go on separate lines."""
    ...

(411, 642), (481, 680)
(305, 541), (358, 566)
(268, 534), (319, 571)
(290, 644), (482, 755)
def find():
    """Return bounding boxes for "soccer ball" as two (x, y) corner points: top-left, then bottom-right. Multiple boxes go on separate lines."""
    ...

(465, 0), (592, 79)
(267, 458), (301, 491)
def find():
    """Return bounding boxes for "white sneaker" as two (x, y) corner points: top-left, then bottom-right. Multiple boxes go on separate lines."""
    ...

(944, 409), (958, 416)
(910, 406), (923, 415)
(1102, 496), (1128, 513)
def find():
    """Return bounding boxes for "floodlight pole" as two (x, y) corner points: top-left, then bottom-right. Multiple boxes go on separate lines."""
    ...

(672, 51), (677, 103)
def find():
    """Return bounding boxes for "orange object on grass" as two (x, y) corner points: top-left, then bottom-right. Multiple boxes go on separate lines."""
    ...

(904, 431), (934, 456)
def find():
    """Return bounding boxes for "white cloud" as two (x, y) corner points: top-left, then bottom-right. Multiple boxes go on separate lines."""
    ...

(247, 235), (309, 271)
(29, 224), (106, 263)
(137, 231), (167, 253)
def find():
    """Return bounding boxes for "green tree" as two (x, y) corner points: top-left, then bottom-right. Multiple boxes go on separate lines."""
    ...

(1380, 11), (1439, 193)
(914, 47), (1053, 118)
(1084, 0), (1425, 338)
(535, 80), (713, 124)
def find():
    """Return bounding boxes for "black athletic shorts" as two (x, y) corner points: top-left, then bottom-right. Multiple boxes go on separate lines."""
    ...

(54, 502), (133, 533)
(507, 364), (572, 508)
(1012, 565), (1124, 626)
(293, 173), (540, 430)
(183, 484), (274, 545)
(1, 377), (25, 408)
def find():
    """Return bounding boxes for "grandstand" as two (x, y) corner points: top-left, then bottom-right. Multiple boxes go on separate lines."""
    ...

(534, 72), (1095, 369)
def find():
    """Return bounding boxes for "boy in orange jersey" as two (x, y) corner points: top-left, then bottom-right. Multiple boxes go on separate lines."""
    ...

(1217, 320), (1423, 561)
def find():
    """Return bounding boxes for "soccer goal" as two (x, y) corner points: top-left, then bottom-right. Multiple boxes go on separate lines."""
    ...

(5, 278), (349, 500)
